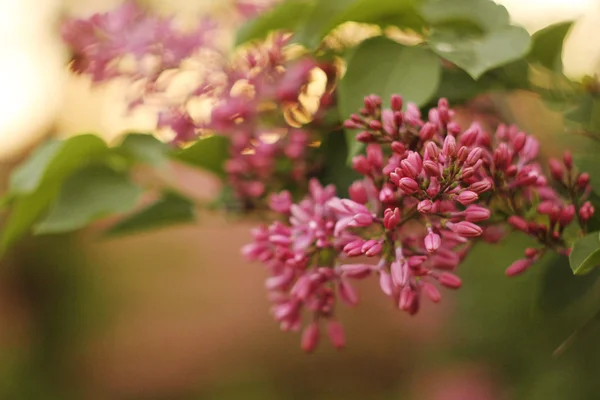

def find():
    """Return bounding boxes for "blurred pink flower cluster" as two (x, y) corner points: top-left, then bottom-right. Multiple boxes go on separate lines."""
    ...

(243, 94), (594, 352)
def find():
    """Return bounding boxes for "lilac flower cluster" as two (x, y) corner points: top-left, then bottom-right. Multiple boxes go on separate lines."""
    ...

(243, 94), (594, 352)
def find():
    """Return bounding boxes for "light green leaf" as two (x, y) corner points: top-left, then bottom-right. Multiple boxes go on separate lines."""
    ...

(104, 192), (196, 237)
(235, 0), (314, 46)
(570, 232), (600, 275)
(118, 133), (170, 166)
(419, 0), (510, 31)
(35, 165), (142, 234)
(338, 37), (441, 159)
(175, 135), (229, 178)
(529, 21), (573, 72)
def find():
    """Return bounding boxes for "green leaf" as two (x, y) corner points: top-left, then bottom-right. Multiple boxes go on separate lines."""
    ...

(338, 37), (441, 159)
(9, 135), (107, 196)
(529, 21), (573, 72)
(235, 0), (315, 46)
(118, 133), (170, 166)
(574, 153), (600, 194)
(35, 165), (142, 234)
(318, 131), (360, 196)
(536, 253), (600, 314)
(174, 135), (229, 178)
(295, 0), (421, 49)
(104, 192), (195, 237)
(570, 232), (600, 275)
(420, 0), (531, 79)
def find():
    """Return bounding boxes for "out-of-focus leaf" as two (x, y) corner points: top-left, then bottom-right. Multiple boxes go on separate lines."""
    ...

(529, 21), (573, 72)
(574, 154), (600, 195)
(104, 192), (195, 236)
(318, 131), (360, 196)
(235, 0), (314, 45)
(536, 253), (600, 314)
(338, 37), (441, 160)
(569, 232), (600, 275)
(174, 135), (229, 178)
(35, 165), (142, 234)
(118, 133), (170, 166)
(420, 0), (531, 79)
(295, 0), (420, 49)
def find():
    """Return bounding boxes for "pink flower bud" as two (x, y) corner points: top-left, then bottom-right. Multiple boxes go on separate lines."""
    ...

(447, 122), (461, 136)
(343, 120), (362, 129)
(340, 264), (373, 279)
(356, 131), (376, 142)
(442, 135), (456, 157)
(379, 185), (395, 203)
(423, 282), (441, 303)
(418, 199), (433, 213)
(424, 141), (439, 160)
(390, 260), (405, 287)
(427, 177), (441, 197)
(391, 141), (405, 154)
(404, 103), (421, 125)
(548, 158), (563, 181)
(446, 221), (483, 237)
(349, 181), (368, 204)
(423, 160), (441, 177)
(399, 286), (417, 312)
(465, 147), (482, 166)
(352, 155), (371, 175)
(563, 150), (573, 170)
(338, 280), (359, 307)
(301, 322), (320, 353)
(368, 119), (382, 130)
(343, 239), (365, 257)
(469, 180), (492, 194)
(381, 109), (396, 135)
(326, 320), (346, 349)
(362, 239), (382, 256)
(366, 144), (383, 168)
(524, 248), (538, 258)
(350, 213), (373, 227)
(493, 143), (511, 169)
(460, 123), (481, 146)
(379, 270), (393, 296)
(464, 205), (490, 222)
(400, 159), (420, 178)
(537, 200), (555, 215)
(364, 94), (382, 111)
(578, 173), (591, 190)
(419, 122), (436, 140)
(438, 272), (462, 289)
(505, 259), (532, 277)
(457, 190), (479, 205)
(424, 231), (441, 253)
(384, 207), (401, 229)
(508, 215), (528, 232)
(580, 201), (595, 221)
(397, 177), (419, 194)
(456, 146), (469, 163)
(391, 94), (403, 111)
(512, 131), (527, 152)
(269, 191), (292, 213)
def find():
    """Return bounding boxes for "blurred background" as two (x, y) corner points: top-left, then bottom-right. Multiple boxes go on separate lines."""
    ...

(1, 1), (600, 399)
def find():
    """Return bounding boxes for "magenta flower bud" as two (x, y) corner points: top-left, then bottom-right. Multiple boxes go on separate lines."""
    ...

(456, 146), (469, 163)
(381, 109), (396, 135)
(350, 213), (373, 227)
(447, 221), (483, 237)
(368, 119), (382, 130)
(457, 190), (479, 205)
(524, 248), (538, 258)
(362, 239), (382, 256)
(423, 282), (441, 303)
(461, 167), (475, 180)
(578, 173), (591, 190)
(301, 322), (320, 353)
(464, 205), (490, 222)
(579, 201), (595, 221)
(404, 103), (421, 125)
(468, 180), (492, 194)
(442, 135), (456, 157)
(366, 144), (383, 168)
(424, 231), (441, 253)
(408, 255), (427, 267)
(269, 191), (292, 213)
(379, 185), (395, 203)
(270, 234), (292, 246)
(379, 271), (393, 296)
(326, 320), (346, 349)
(424, 141), (440, 160)
(493, 143), (511, 169)
(352, 155), (371, 175)
(356, 131), (376, 142)
(391, 141), (405, 154)
(364, 94), (382, 111)
(548, 158), (563, 181)
(343, 239), (366, 257)
(400, 159), (419, 178)
(349, 181), (369, 204)
(343, 120), (361, 129)
(512, 131), (527, 153)
(438, 272), (462, 289)
(419, 122), (436, 140)
(391, 94), (403, 111)
(338, 280), (359, 307)
(447, 122), (461, 136)
(427, 177), (441, 197)
(384, 207), (401, 229)
(505, 259), (532, 277)
(399, 286), (416, 311)
(465, 147), (482, 166)
(350, 114), (364, 123)
(340, 264), (373, 279)
(390, 260), (405, 287)
(423, 160), (440, 177)
(508, 215), (529, 232)
(397, 177), (419, 194)
(537, 200), (555, 215)
(418, 199), (434, 214)
(563, 150), (573, 170)
(460, 123), (481, 146)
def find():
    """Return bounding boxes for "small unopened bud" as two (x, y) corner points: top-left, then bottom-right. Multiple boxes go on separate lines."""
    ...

(438, 272), (462, 289)
(548, 158), (563, 181)
(391, 141), (405, 154)
(349, 181), (368, 204)
(563, 151), (573, 170)
(417, 199), (433, 214)
(464, 205), (490, 222)
(457, 190), (479, 205)
(508, 215), (528, 232)
(368, 119), (382, 130)
(352, 155), (371, 175)
(580, 201), (595, 221)
(326, 320), (346, 349)
(505, 259), (532, 277)
(465, 147), (482, 166)
(424, 231), (441, 253)
(577, 173), (591, 190)
(559, 204), (575, 226)
(469, 180), (492, 194)
(390, 94), (403, 111)
(419, 122), (436, 141)
(356, 131), (376, 142)
(423, 282), (441, 303)
(446, 221), (482, 237)
(301, 322), (320, 353)
(397, 177), (420, 194)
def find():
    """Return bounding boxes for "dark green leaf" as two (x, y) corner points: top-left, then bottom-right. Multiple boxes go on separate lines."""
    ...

(570, 232), (600, 275)
(118, 133), (170, 166)
(529, 21), (573, 72)
(338, 37), (441, 159)
(34, 165), (142, 234)
(235, 0), (314, 46)
(174, 135), (229, 178)
(419, 0), (510, 31)
(536, 253), (600, 314)
(318, 131), (360, 196)
(104, 192), (195, 236)
(295, 0), (421, 49)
